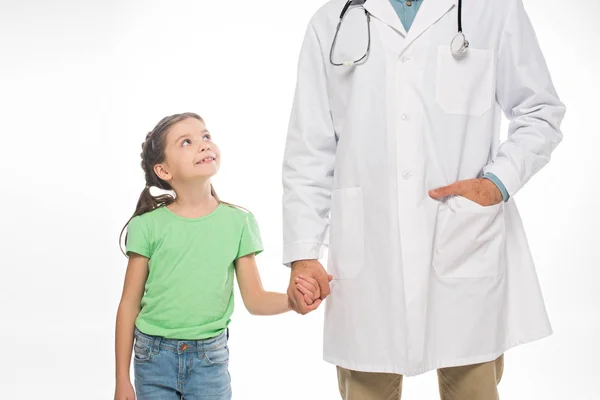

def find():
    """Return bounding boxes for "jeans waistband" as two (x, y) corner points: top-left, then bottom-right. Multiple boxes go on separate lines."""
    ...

(134, 327), (228, 355)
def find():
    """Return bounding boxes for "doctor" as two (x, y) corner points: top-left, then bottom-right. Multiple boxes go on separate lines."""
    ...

(283, 0), (565, 398)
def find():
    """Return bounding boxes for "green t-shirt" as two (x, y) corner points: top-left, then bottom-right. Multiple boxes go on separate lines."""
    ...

(126, 203), (263, 340)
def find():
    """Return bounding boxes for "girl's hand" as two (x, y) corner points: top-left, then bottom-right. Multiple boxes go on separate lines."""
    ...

(295, 274), (334, 305)
(115, 379), (136, 400)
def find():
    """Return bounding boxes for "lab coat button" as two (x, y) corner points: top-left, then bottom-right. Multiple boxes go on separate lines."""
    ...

(401, 114), (410, 121)
(401, 56), (410, 63)
(403, 172), (412, 179)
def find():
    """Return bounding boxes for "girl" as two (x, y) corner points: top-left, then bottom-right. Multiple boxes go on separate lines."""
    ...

(114, 113), (328, 400)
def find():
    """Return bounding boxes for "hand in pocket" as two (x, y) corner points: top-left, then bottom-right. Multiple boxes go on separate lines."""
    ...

(429, 178), (503, 207)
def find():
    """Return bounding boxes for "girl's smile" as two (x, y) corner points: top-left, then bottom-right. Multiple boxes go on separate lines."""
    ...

(195, 154), (217, 165)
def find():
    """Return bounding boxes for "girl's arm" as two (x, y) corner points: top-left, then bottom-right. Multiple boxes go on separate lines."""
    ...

(235, 253), (302, 315)
(114, 254), (148, 398)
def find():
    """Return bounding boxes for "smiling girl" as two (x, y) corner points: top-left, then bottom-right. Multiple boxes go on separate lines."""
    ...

(113, 113), (324, 400)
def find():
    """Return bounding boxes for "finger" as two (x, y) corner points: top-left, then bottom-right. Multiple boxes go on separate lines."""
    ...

(296, 285), (315, 304)
(294, 288), (311, 312)
(297, 275), (322, 299)
(302, 285), (321, 301)
(434, 179), (476, 199)
(298, 287), (321, 305)
(328, 274), (334, 282)
(429, 182), (461, 199)
(306, 277), (322, 291)
(304, 293), (315, 304)
(305, 298), (323, 312)
(296, 275), (319, 294)
(288, 269), (306, 311)
(317, 272), (331, 298)
(303, 275), (320, 284)
(297, 281), (319, 300)
(297, 280), (319, 300)
(298, 292), (314, 310)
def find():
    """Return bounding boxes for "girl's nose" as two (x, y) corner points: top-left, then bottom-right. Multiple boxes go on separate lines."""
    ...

(199, 141), (211, 152)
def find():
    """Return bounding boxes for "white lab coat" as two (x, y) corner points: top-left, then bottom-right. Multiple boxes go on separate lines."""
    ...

(282, 0), (565, 376)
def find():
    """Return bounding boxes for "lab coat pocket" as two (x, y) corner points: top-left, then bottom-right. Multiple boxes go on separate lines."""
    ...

(327, 187), (365, 280)
(433, 195), (506, 278)
(435, 46), (494, 116)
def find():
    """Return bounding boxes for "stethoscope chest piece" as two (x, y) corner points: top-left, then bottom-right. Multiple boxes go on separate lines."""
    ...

(451, 31), (469, 56)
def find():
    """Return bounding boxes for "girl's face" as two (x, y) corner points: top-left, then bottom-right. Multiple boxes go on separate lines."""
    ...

(155, 118), (221, 184)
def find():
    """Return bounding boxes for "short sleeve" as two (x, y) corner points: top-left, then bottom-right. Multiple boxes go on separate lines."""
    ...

(126, 216), (152, 258)
(236, 213), (264, 259)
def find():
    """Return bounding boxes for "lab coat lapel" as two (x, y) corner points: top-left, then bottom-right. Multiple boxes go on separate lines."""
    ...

(364, 0), (406, 56)
(364, 0), (407, 37)
(365, 0), (455, 56)
(404, 0), (455, 47)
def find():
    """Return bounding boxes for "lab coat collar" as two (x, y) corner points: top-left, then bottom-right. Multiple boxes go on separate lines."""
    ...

(406, 0), (456, 43)
(365, 0), (456, 55)
(364, 0), (408, 37)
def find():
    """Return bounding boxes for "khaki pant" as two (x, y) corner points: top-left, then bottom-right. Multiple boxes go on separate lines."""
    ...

(337, 355), (504, 400)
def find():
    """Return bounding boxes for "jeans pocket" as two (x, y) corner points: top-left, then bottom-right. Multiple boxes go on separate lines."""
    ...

(133, 340), (151, 363)
(205, 345), (229, 366)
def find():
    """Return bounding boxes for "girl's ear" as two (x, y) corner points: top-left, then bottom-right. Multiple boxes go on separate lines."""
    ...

(154, 163), (172, 182)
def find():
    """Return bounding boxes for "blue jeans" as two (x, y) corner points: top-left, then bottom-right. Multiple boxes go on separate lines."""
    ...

(133, 327), (232, 399)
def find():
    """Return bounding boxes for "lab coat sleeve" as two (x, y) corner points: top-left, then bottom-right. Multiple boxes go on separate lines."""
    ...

(483, 0), (565, 197)
(282, 21), (336, 267)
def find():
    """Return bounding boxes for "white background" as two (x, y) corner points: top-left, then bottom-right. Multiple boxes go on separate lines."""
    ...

(1, 0), (599, 398)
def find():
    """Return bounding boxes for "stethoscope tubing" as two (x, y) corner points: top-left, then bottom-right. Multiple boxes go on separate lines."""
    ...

(332, 0), (468, 66)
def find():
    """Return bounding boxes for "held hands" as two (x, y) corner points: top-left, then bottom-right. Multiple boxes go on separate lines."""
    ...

(428, 178), (503, 206)
(287, 259), (333, 315)
(295, 274), (333, 305)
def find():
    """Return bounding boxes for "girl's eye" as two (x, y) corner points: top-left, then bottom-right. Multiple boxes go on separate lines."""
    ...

(182, 139), (191, 146)
(203, 134), (211, 141)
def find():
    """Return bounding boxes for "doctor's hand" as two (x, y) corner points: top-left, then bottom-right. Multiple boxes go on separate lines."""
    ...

(288, 259), (332, 315)
(428, 178), (503, 207)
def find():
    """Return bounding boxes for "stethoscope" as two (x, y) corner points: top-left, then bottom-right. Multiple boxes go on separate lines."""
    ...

(330, 0), (468, 67)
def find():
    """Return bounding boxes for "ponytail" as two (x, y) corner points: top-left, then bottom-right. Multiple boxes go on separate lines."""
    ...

(119, 185), (175, 256)
(210, 184), (219, 202)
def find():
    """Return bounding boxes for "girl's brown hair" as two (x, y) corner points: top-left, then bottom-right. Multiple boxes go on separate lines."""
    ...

(119, 112), (225, 255)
